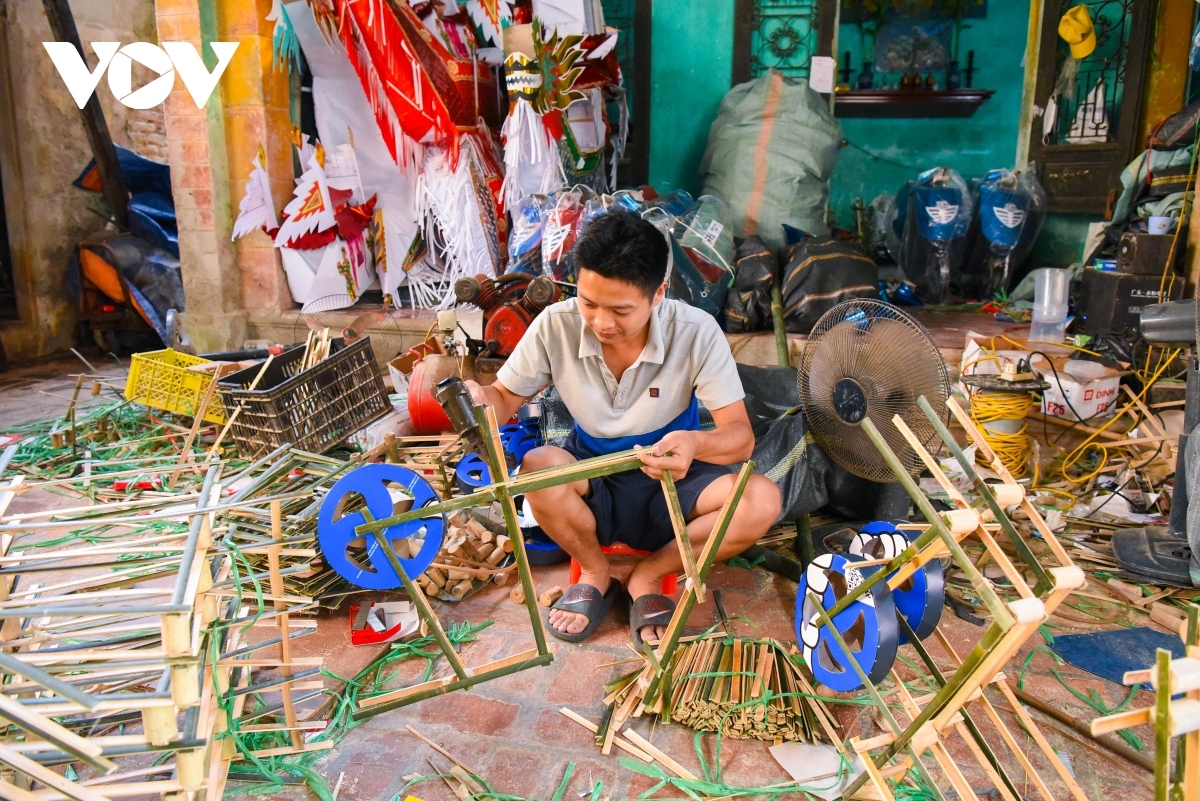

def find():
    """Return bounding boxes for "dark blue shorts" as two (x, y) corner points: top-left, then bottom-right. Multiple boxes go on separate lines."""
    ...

(561, 431), (732, 552)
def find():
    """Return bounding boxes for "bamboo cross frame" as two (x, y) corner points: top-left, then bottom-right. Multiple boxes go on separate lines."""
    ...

(924, 396), (1055, 592)
(350, 404), (642, 721)
(809, 595), (950, 801)
(1092, 605), (1200, 801)
(830, 401), (1084, 801)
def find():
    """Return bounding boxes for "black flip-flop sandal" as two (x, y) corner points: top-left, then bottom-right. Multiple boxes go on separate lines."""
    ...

(546, 580), (624, 643)
(629, 594), (677, 651)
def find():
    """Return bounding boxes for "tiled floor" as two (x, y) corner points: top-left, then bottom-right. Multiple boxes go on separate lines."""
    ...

(0, 358), (1161, 801)
(263, 553), (1159, 801)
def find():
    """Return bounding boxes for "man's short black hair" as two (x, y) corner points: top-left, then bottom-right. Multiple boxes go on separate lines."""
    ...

(573, 209), (668, 297)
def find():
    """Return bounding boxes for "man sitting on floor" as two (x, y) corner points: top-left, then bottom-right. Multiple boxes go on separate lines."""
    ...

(465, 209), (781, 646)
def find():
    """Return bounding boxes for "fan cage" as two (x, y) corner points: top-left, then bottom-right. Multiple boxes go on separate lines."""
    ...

(798, 300), (950, 483)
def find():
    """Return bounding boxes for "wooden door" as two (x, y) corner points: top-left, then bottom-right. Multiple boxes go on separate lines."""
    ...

(1026, 0), (1155, 215)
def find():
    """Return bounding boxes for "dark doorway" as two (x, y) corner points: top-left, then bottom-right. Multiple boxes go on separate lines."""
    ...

(0, 163), (16, 320)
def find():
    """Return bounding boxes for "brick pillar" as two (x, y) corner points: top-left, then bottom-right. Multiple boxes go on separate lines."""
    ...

(216, 0), (294, 320)
(155, 0), (293, 352)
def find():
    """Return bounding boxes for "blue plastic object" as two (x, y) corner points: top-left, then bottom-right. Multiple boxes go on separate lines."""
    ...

(979, 170), (1029, 250)
(508, 195), (546, 262)
(1052, 627), (1186, 690)
(317, 464), (445, 590)
(454, 420), (542, 494)
(796, 553), (899, 692)
(782, 223), (807, 245)
(891, 282), (924, 306)
(913, 183), (966, 242)
(649, 190), (694, 218)
(854, 522), (944, 644)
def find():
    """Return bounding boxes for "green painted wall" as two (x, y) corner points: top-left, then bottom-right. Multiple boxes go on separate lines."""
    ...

(828, 1), (1032, 228)
(646, 0), (735, 195)
(1031, 213), (1097, 266)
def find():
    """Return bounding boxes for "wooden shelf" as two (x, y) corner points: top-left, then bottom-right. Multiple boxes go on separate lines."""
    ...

(833, 89), (995, 119)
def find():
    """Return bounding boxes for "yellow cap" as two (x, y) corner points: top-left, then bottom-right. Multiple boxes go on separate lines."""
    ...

(1058, 5), (1096, 60)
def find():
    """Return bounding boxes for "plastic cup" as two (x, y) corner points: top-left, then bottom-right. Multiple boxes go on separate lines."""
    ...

(1029, 268), (1069, 343)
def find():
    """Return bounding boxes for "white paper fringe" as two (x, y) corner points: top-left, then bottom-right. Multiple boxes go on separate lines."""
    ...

(500, 100), (565, 211)
(415, 139), (499, 309)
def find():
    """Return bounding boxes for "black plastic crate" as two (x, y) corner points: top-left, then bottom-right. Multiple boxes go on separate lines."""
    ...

(216, 337), (390, 456)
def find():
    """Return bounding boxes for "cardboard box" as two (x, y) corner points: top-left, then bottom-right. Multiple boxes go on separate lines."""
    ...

(1041, 359), (1121, 421)
(959, 332), (1121, 422)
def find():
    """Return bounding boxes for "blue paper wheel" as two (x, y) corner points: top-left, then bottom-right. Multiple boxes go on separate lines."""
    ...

(850, 522), (944, 644)
(796, 553), (899, 692)
(454, 422), (543, 494)
(317, 464), (444, 590)
(454, 451), (493, 494)
(504, 422), (541, 464)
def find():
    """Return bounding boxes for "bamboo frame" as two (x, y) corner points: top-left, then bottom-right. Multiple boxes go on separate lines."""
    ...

(349, 405), (647, 721)
(1092, 605), (1200, 801)
(829, 396), (1087, 801)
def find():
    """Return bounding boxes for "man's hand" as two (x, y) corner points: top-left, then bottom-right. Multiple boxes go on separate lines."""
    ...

(463, 379), (489, 407)
(636, 430), (697, 480)
(460, 379), (527, 427)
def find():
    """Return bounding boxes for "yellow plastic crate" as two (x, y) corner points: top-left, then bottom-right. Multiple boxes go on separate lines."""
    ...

(125, 349), (227, 424)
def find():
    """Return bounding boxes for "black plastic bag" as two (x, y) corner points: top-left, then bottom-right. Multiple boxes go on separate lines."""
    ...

(778, 237), (878, 333)
(736, 364), (829, 520)
(736, 364), (798, 436)
(724, 237), (774, 333)
(744, 410), (830, 522)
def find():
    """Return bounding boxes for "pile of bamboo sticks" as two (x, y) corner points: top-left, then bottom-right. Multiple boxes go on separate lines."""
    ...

(300, 327), (334, 371)
(0, 464), (230, 799)
(413, 510), (514, 601)
(0, 429), (352, 800)
(218, 444), (357, 607)
(660, 636), (838, 743)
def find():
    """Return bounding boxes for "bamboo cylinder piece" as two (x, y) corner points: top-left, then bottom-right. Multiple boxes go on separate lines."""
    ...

(945, 508), (982, 536)
(539, 586), (563, 607)
(510, 585), (525, 604)
(485, 547), (506, 567)
(176, 748), (205, 791)
(142, 706), (179, 746)
(498, 535), (512, 553)
(991, 483), (1024, 507)
(450, 579), (473, 601)
(426, 567), (447, 588)
(492, 571), (509, 585)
